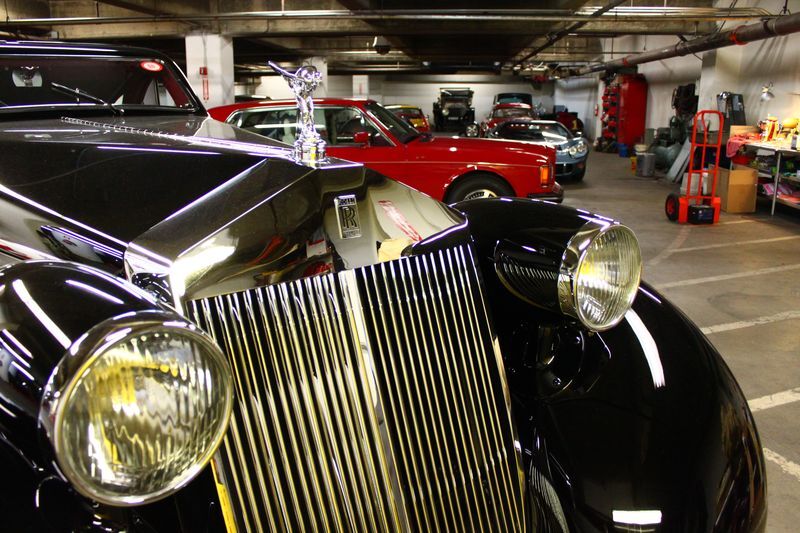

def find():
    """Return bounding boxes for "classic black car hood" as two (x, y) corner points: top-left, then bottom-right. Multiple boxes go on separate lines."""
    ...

(0, 115), (296, 243)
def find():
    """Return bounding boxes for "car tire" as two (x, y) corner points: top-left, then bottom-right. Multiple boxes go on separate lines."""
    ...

(446, 173), (515, 203)
(573, 167), (586, 182)
(665, 193), (680, 221)
(463, 123), (479, 137)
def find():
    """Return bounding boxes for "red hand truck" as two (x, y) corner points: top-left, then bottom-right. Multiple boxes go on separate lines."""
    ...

(665, 110), (724, 224)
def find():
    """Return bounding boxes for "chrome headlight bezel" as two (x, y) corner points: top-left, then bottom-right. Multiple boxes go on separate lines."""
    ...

(568, 141), (587, 157)
(40, 311), (233, 507)
(558, 222), (642, 331)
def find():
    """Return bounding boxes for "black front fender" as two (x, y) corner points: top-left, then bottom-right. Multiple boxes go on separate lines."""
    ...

(522, 285), (767, 532)
(0, 261), (174, 531)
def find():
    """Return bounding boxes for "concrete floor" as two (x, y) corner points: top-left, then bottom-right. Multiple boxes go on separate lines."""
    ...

(562, 152), (800, 533)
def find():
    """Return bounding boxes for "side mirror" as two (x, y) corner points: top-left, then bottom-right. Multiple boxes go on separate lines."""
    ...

(353, 131), (370, 145)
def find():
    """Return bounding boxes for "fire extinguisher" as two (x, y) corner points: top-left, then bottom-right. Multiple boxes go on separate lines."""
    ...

(199, 66), (209, 101)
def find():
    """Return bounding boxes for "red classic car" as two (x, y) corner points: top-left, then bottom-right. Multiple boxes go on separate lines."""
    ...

(480, 102), (536, 137)
(209, 98), (561, 203)
(385, 104), (431, 133)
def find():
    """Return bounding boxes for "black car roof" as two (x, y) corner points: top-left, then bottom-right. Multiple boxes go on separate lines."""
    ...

(0, 40), (172, 60)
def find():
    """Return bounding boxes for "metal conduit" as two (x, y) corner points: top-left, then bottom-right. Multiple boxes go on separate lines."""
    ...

(514, 0), (627, 67)
(572, 11), (800, 76)
(0, 8), (777, 27)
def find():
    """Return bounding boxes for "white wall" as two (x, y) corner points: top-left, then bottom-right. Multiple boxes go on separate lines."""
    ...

(635, 35), (702, 129)
(699, 0), (800, 123)
(554, 76), (599, 139)
(378, 74), (554, 123)
(555, 0), (800, 140)
(255, 73), (553, 123)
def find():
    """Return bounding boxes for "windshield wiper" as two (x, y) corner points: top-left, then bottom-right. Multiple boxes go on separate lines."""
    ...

(50, 82), (122, 116)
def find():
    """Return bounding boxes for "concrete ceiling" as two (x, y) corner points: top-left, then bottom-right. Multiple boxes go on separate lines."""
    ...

(0, 1), (780, 78)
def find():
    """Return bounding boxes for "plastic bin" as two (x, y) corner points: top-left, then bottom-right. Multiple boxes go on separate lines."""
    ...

(618, 144), (629, 157)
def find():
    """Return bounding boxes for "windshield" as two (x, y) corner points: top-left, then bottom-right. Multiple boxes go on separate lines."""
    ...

(500, 121), (571, 142)
(365, 101), (419, 143)
(492, 107), (532, 119)
(496, 93), (532, 105)
(0, 56), (197, 114)
(394, 107), (424, 119)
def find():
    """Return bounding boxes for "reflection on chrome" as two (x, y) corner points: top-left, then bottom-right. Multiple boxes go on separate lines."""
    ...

(612, 509), (663, 525)
(65, 279), (125, 305)
(625, 309), (665, 389)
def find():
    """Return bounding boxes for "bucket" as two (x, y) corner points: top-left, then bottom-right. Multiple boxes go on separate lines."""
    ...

(634, 143), (648, 154)
(618, 143), (629, 157)
(636, 153), (656, 177)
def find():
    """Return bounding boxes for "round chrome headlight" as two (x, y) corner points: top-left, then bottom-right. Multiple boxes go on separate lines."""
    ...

(41, 312), (233, 506)
(558, 223), (642, 330)
(569, 142), (587, 156)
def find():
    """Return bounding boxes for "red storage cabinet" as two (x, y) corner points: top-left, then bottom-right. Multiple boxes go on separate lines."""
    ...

(599, 73), (647, 150)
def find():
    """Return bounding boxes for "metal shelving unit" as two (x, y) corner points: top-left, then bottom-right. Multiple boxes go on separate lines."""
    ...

(743, 142), (800, 214)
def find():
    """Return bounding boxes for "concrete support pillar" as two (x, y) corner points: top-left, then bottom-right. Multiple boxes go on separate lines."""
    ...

(185, 33), (234, 109)
(306, 56), (328, 97)
(352, 75), (368, 98)
(697, 46), (745, 112)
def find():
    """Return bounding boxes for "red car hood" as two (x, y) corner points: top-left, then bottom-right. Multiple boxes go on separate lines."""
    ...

(408, 135), (552, 166)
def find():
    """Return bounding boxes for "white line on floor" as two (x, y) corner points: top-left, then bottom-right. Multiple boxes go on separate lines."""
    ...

(657, 263), (800, 289)
(672, 235), (800, 253)
(749, 388), (800, 413)
(700, 309), (800, 335)
(647, 225), (691, 266)
(763, 448), (800, 483)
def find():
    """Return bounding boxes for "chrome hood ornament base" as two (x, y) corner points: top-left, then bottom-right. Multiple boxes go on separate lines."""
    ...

(268, 61), (326, 165)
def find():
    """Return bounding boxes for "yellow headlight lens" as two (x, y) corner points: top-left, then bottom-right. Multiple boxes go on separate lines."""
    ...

(559, 223), (642, 331)
(48, 315), (232, 506)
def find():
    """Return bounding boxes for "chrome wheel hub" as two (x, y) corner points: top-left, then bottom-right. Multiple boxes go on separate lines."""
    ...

(463, 189), (498, 200)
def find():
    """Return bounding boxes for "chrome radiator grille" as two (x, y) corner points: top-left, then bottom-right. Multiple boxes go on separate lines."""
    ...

(188, 245), (525, 532)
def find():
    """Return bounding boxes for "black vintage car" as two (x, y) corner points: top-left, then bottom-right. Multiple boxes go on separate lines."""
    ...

(432, 87), (478, 136)
(0, 41), (766, 533)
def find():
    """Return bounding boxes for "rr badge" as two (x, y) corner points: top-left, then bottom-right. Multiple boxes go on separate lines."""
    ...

(335, 194), (362, 239)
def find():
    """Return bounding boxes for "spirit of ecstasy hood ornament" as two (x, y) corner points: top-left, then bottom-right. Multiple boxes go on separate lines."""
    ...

(268, 61), (326, 165)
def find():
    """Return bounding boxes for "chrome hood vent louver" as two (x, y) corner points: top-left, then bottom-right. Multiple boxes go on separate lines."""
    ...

(188, 245), (526, 532)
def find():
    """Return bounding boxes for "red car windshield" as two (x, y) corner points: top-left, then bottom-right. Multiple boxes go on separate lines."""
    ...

(366, 102), (421, 143)
(492, 107), (532, 119)
(0, 56), (196, 113)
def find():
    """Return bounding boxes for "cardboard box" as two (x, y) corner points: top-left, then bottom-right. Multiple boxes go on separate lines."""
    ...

(730, 125), (760, 137)
(718, 166), (757, 213)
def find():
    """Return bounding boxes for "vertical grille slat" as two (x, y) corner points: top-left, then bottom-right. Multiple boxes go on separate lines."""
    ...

(189, 245), (525, 532)
(432, 248), (495, 531)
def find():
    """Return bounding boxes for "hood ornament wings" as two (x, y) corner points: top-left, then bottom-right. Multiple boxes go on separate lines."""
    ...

(268, 61), (327, 166)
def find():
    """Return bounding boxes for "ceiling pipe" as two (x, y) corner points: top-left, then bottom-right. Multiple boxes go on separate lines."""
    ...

(0, 8), (777, 27)
(514, 0), (627, 67)
(570, 10), (800, 77)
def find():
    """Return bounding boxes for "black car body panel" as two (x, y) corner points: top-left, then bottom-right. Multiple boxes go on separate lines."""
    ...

(0, 41), (766, 532)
